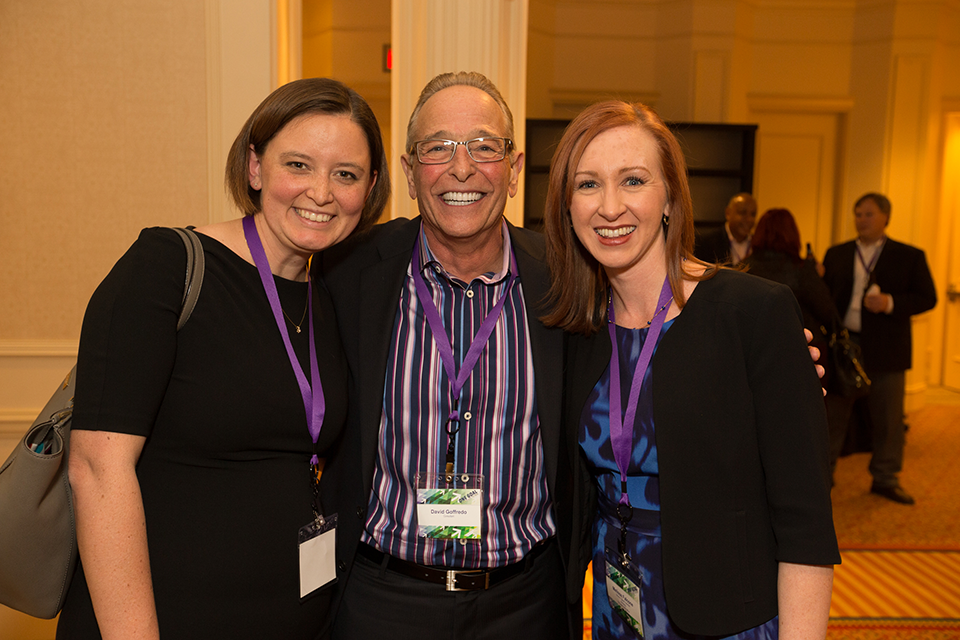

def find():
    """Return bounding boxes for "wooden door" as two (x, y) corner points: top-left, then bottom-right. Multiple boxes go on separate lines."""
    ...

(747, 110), (841, 261)
(941, 114), (960, 391)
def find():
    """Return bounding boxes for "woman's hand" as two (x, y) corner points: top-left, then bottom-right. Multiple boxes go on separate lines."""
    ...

(805, 328), (826, 395)
(70, 430), (160, 640)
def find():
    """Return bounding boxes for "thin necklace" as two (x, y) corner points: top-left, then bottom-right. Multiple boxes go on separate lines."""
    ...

(282, 266), (310, 334)
(609, 294), (671, 328)
(645, 299), (670, 326)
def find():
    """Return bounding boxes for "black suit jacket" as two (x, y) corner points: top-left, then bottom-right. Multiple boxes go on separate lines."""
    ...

(822, 238), (936, 372)
(316, 217), (584, 637)
(565, 270), (839, 635)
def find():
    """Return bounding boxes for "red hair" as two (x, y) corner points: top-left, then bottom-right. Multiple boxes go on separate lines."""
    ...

(750, 208), (801, 261)
(542, 100), (712, 334)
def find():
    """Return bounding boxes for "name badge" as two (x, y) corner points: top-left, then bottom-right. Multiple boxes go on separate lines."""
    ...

(415, 472), (483, 540)
(604, 559), (644, 638)
(298, 514), (338, 598)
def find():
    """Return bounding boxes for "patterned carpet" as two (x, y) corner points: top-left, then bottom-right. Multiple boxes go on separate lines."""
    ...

(582, 395), (960, 639)
(830, 403), (960, 551)
(831, 550), (960, 618)
(826, 398), (960, 639)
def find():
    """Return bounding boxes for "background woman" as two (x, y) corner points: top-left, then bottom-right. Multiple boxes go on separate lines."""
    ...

(57, 78), (389, 639)
(543, 101), (838, 639)
(743, 208), (837, 386)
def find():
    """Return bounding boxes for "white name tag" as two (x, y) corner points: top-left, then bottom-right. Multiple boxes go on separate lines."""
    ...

(417, 500), (481, 532)
(415, 473), (483, 540)
(605, 560), (644, 637)
(298, 515), (337, 598)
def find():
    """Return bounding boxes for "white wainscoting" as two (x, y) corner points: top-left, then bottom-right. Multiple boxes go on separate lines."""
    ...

(0, 341), (77, 463)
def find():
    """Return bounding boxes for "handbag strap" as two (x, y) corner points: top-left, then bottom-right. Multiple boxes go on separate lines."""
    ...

(172, 227), (205, 330)
(26, 229), (204, 447)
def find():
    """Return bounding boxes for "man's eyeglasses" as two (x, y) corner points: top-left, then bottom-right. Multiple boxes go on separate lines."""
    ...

(410, 137), (513, 165)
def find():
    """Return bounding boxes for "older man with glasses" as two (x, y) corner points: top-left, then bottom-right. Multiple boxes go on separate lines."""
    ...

(316, 72), (585, 639)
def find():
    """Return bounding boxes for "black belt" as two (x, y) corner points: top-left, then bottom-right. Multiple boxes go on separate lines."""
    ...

(356, 539), (553, 591)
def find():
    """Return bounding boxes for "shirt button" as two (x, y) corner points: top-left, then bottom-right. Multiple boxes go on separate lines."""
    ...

(434, 265), (442, 273)
(466, 290), (475, 298)
(463, 411), (472, 421)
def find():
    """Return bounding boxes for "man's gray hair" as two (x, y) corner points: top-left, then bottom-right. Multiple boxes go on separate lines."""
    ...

(405, 71), (515, 154)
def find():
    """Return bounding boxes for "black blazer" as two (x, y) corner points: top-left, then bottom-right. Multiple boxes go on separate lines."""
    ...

(822, 238), (936, 372)
(564, 270), (840, 635)
(316, 217), (585, 637)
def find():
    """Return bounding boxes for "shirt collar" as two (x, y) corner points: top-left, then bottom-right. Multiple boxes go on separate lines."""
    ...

(416, 219), (514, 286)
(724, 222), (751, 246)
(856, 235), (886, 250)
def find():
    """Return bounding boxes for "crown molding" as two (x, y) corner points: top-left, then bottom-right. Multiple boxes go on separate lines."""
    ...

(0, 340), (79, 357)
(747, 94), (854, 114)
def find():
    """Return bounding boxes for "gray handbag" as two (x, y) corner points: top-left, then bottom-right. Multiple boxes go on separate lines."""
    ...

(0, 227), (204, 619)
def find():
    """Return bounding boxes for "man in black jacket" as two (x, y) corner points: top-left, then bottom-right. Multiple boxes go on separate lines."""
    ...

(317, 72), (583, 640)
(694, 192), (757, 264)
(822, 193), (937, 504)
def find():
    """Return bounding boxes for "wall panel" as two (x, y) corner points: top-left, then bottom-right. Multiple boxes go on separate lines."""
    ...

(748, 105), (844, 259)
(0, 0), (208, 343)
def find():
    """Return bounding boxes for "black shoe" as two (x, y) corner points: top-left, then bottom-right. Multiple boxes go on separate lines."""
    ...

(870, 484), (915, 505)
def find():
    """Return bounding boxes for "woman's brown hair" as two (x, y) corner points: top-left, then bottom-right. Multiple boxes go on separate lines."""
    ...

(224, 77), (390, 234)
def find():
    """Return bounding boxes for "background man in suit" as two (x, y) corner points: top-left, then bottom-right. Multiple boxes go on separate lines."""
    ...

(694, 192), (757, 264)
(822, 193), (937, 505)
(317, 72), (584, 640)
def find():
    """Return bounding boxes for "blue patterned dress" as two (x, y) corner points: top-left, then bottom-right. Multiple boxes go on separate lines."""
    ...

(580, 321), (779, 640)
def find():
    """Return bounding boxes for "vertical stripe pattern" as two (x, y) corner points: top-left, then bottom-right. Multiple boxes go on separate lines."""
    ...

(360, 225), (556, 569)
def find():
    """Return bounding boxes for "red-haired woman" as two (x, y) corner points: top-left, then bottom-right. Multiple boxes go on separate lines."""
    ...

(542, 101), (839, 640)
(743, 209), (837, 383)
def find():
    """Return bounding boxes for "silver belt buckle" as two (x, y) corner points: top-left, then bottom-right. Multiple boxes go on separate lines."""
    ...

(445, 570), (465, 591)
(445, 569), (490, 591)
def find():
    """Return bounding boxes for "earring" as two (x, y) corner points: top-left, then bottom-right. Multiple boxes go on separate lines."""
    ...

(662, 213), (670, 227)
(252, 179), (261, 190)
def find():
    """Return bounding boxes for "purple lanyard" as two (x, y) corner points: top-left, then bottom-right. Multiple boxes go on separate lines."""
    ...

(855, 238), (885, 278)
(242, 216), (325, 465)
(411, 229), (517, 474)
(607, 276), (673, 509)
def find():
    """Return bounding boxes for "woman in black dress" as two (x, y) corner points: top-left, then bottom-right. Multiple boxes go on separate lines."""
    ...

(57, 78), (389, 639)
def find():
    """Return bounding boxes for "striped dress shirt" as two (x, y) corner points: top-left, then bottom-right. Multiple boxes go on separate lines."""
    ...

(360, 222), (556, 569)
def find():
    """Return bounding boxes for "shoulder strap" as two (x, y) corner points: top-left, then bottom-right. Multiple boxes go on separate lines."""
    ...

(171, 227), (205, 330)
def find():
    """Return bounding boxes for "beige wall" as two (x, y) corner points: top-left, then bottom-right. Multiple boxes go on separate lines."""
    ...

(0, 0), (276, 424)
(0, 1), (208, 342)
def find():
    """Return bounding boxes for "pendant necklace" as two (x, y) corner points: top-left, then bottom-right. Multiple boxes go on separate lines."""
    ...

(282, 297), (308, 333)
(282, 265), (310, 334)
